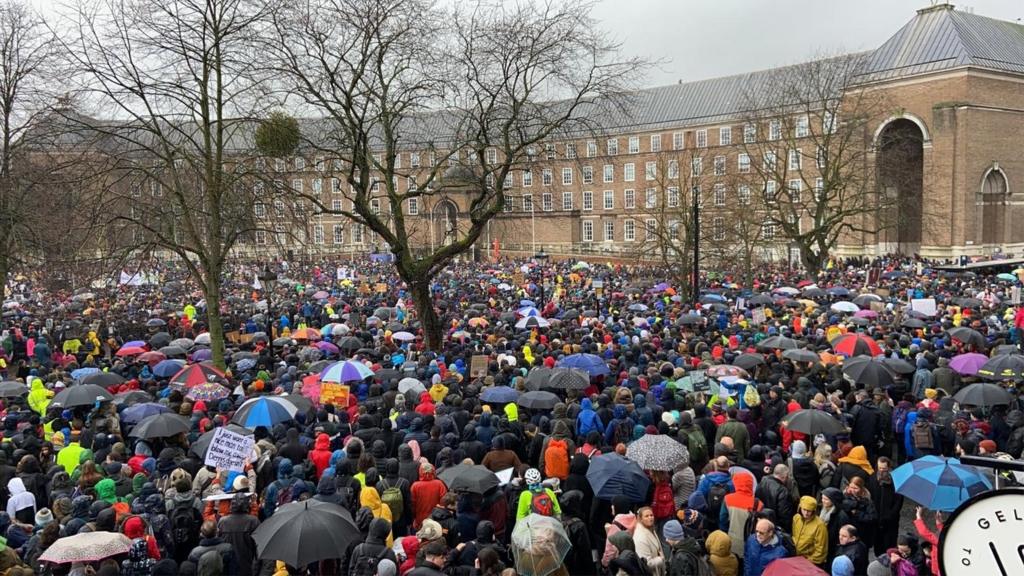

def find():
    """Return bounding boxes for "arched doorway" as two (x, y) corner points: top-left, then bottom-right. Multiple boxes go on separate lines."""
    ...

(979, 165), (1009, 246)
(432, 198), (458, 248)
(876, 118), (925, 254)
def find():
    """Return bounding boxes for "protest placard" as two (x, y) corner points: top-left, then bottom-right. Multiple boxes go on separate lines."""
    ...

(204, 427), (255, 472)
(751, 308), (766, 325)
(470, 355), (489, 377)
(320, 382), (349, 407)
(910, 298), (937, 317)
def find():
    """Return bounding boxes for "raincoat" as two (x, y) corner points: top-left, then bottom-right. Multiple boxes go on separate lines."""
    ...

(27, 378), (52, 416)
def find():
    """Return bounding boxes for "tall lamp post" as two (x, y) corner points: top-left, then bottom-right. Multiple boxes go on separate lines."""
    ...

(533, 247), (549, 307)
(691, 186), (700, 305)
(259, 265), (279, 357)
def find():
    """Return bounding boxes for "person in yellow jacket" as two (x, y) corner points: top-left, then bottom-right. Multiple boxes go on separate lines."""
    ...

(27, 378), (52, 416)
(792, 495), (828, 566)
(183, 303), (196, 320)
(56, 436), (85, 474)
(428, 376), (448, 403)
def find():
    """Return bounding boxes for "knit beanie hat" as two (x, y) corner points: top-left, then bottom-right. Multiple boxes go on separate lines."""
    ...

(662, 520), (685, 541)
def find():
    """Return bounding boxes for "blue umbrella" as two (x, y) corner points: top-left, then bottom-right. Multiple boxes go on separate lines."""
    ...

(826, 286), (852, 297)
(231, 397), (299, 429)
(520, 299), (536, 307)
(586, 453), (651, 502)
(480, 386), (519, 404)
(557, 353), (610, 377)
(152, 359), (185, 378)
(892, 455), (991, 511)
(122, 340), (147, 349)
(121, 402), (170, 424)
(518, 306), (540, 317)
(236, 358), (257, 372)
(320, 360), (374, 383)
(70, 367), (100, 381)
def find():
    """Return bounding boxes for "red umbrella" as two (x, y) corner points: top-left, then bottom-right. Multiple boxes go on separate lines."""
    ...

(831, 333), (883, 357)
(115, 346), (146, 357)
(762, 557), (828, 576)
(170, 363), (226, 388)
(136, 351), (167, 367)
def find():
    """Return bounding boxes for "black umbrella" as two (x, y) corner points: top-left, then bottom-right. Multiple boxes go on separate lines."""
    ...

(802, 288), (828, 300)
(158, 345), (187, 357)
(546, 368), (590, 391)
(733, 353), (766, 371)
(145, 318), (167, 328)
(525, 367), (552, 391)
(955, 297), (983, 309)
(901, 318), (926, 329)
(373, 307), (393, 320)
(677, 314), (704, 326)
(374, 368), (401, 384)
(842, 357), (895, 388)
(272, 337), (294, 347)
(881, 357), (916, 375)
(0, 381), (28, 398)
(438, 463), (500, 495)
(149, 332), (172, 348)
(759, 336), (800, 350)
(747, 294), (774, 306)
(517, 390), (560, 410)
(949, 327), (986, 350)
(232, 351), (258, 362)
(128, 413), (191, 439)
(112, 390), (153, 406)
(953, 383), (1013, 407)
(781, 348), (819, 363)
(190, 423), (255, 458)
(781, 409), (846, 436)
(82, 372), (126, 387)
(993, 345), (1021, 356)
(252, 500), (360, 566)
(51, 384), (114, 408)
(337, 337), (362, 351)
(386, 322), (406, 332)
(977, 354), (1024, 381)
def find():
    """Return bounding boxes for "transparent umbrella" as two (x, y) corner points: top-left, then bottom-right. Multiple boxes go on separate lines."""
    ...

(511, 513), (572, 576)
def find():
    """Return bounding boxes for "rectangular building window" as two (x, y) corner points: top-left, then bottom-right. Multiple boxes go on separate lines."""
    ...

(769, 120), (782, 141)
(788, 179), (802, 202)
(254, 203), (266, 217)
(352, 225), (363, 244)
(624, 163), (635, 182)
(523, 194), (533, 212)
(545, 143), (555, 160)
(795, 115), (810, 138)
(523, 169), (533, 186)
(315, 156), (325, 171)
(645, 188), (657, 209)
(667, 159), (679, 179)
(604, 189), (616, 210)
(313, 224), (324, 244)
(274, 158), (286, 172)
(582, 191), (593, 211)
(691, 157), (702, 177)
(696, 129), (708, 148)
(486, 148), (497, 164)
(331, 177), (341, 193)
(503, 173), (513, 188)
(764, 180), (777, 203)
(542, 169), (553, 186)
(370, 198), (380, 214)
(331, 199), (343, 211)
(738, 153), (750, 173)
(582, 220), (594, 242)
(628, 136), (640, 154)
(672, 132), (684, 150)
(738, 185), (751, 205)
(503, 194), (513, 212)
(645, 218), (656, 240)
(586, 140), (597, 157)
(713, 217), (725, 241)
(604, 220), (615, 242)
(542, 193), (553, 211)
(623, 189), (634, 209)
(254, 230), (266, 245)
(815, 178), (825, 201)
(332, 225), (344, 244)
(562, 167), (573, 185)
(410, 152), (421, 168)
(606, 139), (618, 155)
(562, 191), (573, 210)
(823, 110), (837, 134)
(292, 178), (303, 193)
(714, 156), (726, 176)
(667, 186), (679, 208)
(816, 146), (827, 169)
(645, 161), (657, 181)
(565, 142), (577, 159)
(744, 123), (757, 143)
(312, 178), (323, 194)
(762, 222), (776, 240)
(788, 149), (802, 170)
(582, 166), (593, 184)
(407, 198), (419, 215)
(624, 219), (636, 241)
(713, 183), (726, 206)
(719, 126), (732, 146)
(764, 151), (777, 170)
(650, 134), (661, 152)
(603, 164), (614, 183)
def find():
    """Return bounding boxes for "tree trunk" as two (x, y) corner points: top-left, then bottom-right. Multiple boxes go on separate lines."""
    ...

(202, 267), (228, 369)
(0, 252), (8, 304)
(800, 245), (824, 277)
(407, 278), (443, 352)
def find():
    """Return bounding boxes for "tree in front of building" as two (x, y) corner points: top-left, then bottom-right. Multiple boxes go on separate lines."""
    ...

(268, 0), (644, 350)
(739, 54), (910, 275)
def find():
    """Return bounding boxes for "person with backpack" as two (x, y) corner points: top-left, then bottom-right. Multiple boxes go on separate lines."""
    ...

(262, 457), (301, 518)
(577, 398), (605, 439)
(217, 493), (260, 576)
(378, 459), (411, 536)
(559, 490), (597, 576)
(187, 519), (237, 575)
(696, 457), (734, 531)
(705, 529), (739, 576)
(719, 471), (762, 562)
(516, 468), (561, 520)
(907, 408), (942, 459)
(664, 520), (712, 576)
(542, 421), (573, 481)
(603, 496), (638, 569)
(605, 405), (636, 448)
(348, 518), (398, 576)
(678, 413), (708, 472)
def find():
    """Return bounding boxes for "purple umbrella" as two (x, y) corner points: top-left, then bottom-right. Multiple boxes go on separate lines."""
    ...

(312, 290), (329, 300)
(191, 349), (213, 362)
(122, 340), (147, 349)
(950, 353), (990, 376)
(315, 341), (340, 355)
(853, 309), (878, 319)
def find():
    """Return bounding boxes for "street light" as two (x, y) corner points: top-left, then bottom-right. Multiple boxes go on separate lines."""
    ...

(691, 186), (700, 305)
(259, 265), (278, 357)
(533, 247), (549, 307)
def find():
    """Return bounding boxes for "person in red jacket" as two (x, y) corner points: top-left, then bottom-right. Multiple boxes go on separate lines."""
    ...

(409, 462), (446, 530)
(415, 391), (436, 416)
(309, 433), (333, 479)
(122, 515), (161, 560)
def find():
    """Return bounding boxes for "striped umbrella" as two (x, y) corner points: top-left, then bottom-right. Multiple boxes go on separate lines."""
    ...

(231, 396), (299, 429)
(186, 382), (231, 402)
(319, 360), (374, 383)
(831, 333), (883, 357)
(892, 455), (991, 511)
(170, 363), (227, 387)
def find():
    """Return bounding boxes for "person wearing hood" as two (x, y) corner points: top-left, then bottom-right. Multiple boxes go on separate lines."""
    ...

(56, 435), (85, 475)
(720, 471), (762, 559)
(217, 493), (260, 576)
(6, 477), (35, 524)
(262, 458), (302, 518)
(542, 420), (575, 480)
(378, 458), (412, 536)
(314, 474), (343, 506)
(397, 443), (420, 485)
(95, 477), (129, 518)
(576, 397), (605, 438)
(788, 440), (820, 498)
(605, 404), (636, 446)
(278, 428), (308, 464)
(663, 519), (707, 576)
(560, 490), (596, 575)
(348, 517), (398, 575)
(410, 462), (446, 530)
(716, 407), (750, 462)
(458, 424), (487, 464)
(481, 435), (522, 473)
(607, 530), (645, 576)
(123, 515), (161, 561)
(602, 496), (637, 569)
(428, 377), (448, 404)
(309, 433), (333, 479)
(187, 520), (236, 575)
(706, 529), (739, 576)
(415, 391), (436, 416)
(474, 409), (495, 447)
(792, 495), (827, 566)
(27, 378), (52, 416)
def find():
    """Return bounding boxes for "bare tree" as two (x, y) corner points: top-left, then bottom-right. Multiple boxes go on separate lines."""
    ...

(739, 54), (901, 275)
(59, 0), (273, 367)
(267, 0), (643, 349)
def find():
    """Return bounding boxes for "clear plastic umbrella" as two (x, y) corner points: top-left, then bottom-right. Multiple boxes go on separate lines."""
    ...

(511, 514), (572, 576)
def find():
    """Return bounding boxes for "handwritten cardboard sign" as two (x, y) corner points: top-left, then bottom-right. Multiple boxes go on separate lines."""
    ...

(320, 382), (350, 408)
(204, 427), (255, 472)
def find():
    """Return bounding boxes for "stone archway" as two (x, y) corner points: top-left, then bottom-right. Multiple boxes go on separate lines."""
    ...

(432, 198), (458, 248)
(979, 165), (1009, 246)
(876, 118), (925, 255)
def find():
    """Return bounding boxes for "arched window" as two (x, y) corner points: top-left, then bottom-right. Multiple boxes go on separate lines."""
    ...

(982, 168), (1008, 195)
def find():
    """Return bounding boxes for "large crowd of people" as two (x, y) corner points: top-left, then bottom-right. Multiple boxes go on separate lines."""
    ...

(0, 253), (1021, 576)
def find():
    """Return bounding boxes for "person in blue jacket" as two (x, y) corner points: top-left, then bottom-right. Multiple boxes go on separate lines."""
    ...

(744, 518), (789, 576)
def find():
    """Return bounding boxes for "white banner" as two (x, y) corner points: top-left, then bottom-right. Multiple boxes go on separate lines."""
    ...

(204, 427), (255, 472)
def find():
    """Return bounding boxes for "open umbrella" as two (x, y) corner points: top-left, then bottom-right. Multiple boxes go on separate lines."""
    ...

(112, 390), (153, 406)
(902, 318), (926, 329)
(480, 386), (519, 404)
(953, 383), (1013, 408)
(158, 345), (188, 357)
(950, 353), (990, 376)
(545, 368), (589, 391)
(842, 357), (895, 388)
(831, 333), (883, 357)
(439, 463), (500, 494)
(170, 363), (226, 387)
(397, 377), (426, 396)
(70, 367), (100, 381)
(852, 293), (883, 307)
(320, 360), (374, 383)
(781, 409), (846, 436)
(517, 390), (560, 410)
(391, 331), (415, 342)
(115, 346), (146, 357)
(0, 381), (28, 398)
(129, 413), (191, 439)
(762, 556), (829, 576)
(186, 382), (231, 402)
(152, 359), (185, 378)
(781, 348), (819, 363)
(190, 423), (254, 458)
(759, 336), (800, 350)
(232, 396), (299, 429)
(830, 301), (860, 313)
(38, 531), (132, 564)
(586, 453), (651, 502)
(892, 455), (991, 512)
(253, 500), (360, 566)
(556, 353), (610, 377)
(676, 313), (705, 326)
(706, 365), (750, 379)
(977, 354), (1024, 381)
(511, 514), (572, 576)
(525, 367), (552, 391)
(136, 351), (167, 366)
(81, 371), (126, 388)
(948, 327), (987, 350)
(121, 402), (170, 424)
(625, 434), (689, 471)
(516, 316), (550, 329)
(51, 384), (113, 408)
(733, 353), (766, 371)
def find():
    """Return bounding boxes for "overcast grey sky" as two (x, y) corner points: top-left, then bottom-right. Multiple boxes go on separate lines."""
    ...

(591, 0), (1023, 87)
